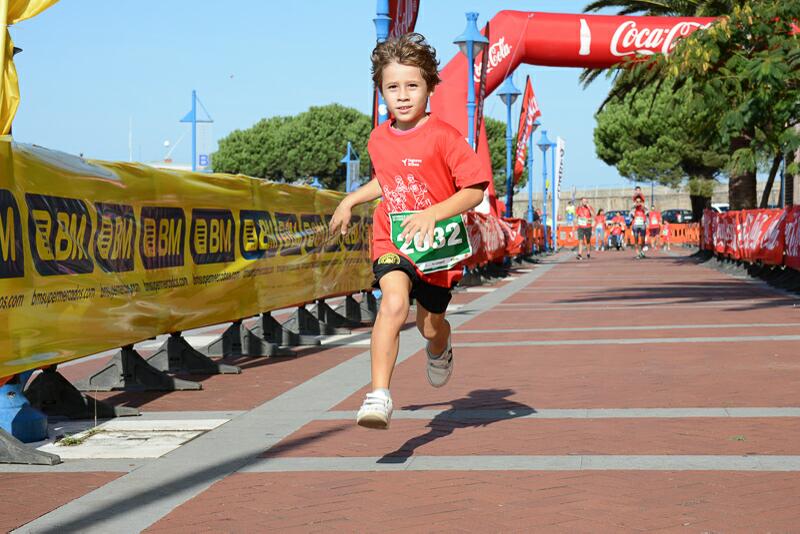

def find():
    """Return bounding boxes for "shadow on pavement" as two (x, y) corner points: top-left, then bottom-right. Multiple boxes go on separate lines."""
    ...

(377, 389), (534, 464)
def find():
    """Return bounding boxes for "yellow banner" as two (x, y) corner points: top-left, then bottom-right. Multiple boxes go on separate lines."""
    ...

(8, 0), (60, 23)
(1, 0), (61, 133)
(0, 140), (373, 379)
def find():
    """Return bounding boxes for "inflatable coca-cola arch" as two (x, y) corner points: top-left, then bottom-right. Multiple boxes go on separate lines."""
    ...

(430, 11), (716, 215)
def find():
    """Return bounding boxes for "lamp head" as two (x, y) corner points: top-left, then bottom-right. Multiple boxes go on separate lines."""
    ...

(453, 12), (489, 58)
(497, 76), (521, 106)
(537, 129), (552, 152)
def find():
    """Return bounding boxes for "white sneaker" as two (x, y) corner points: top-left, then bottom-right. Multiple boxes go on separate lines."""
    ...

(426, 336), (454, 388)
(356, 391), (393, 429)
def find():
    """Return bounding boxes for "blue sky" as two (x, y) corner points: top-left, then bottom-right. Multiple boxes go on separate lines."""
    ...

(12, 0), (632, 189)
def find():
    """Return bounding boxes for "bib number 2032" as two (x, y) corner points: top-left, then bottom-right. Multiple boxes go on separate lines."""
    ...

(389, 211), (473, 274)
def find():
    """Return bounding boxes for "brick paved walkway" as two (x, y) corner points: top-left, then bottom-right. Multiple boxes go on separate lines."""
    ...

(5, 249), (800, 532)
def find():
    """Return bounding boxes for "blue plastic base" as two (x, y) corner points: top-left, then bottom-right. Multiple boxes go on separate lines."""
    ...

(0, 371), (48, 443)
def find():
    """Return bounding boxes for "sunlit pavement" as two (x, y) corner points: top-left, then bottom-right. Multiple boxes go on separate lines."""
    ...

(5, 248), (800, 532)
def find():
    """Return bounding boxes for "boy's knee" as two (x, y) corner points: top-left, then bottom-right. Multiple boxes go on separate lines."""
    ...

(378, 292), (409, 321)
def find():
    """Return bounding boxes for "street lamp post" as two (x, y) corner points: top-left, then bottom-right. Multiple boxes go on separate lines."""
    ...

(374, 0), (391, 125)
(341, 142), (360, 192)
(538, 130), (552, 251)
(527, 120), (541, 224)
(453, 12), (488, 150)
(550, 140), (558, 253)
(497, 76), (521, 218)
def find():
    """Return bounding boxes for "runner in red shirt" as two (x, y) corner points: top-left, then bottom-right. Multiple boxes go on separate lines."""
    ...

(575, 197), (594, 260)
(610, 219), (623, 250)
(647, 204), (662, 251)
(611, 212), (626, 250)
(630, 196), (648, 258)
(594, 209), (606, 252)
(661, 221), (671, 251)
(330, 33), (488, 429)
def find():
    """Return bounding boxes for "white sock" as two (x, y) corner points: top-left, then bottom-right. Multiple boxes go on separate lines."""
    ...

(372, 388), (391, 399)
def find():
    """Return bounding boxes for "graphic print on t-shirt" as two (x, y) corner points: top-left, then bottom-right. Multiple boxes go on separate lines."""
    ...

(382, 173), (432, 212)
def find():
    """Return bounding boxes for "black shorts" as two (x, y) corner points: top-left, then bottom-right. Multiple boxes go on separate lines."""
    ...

(648, 228), (660, 237)
(577, 227), (592, 242)
(633, 226), (646, 238)
(372, 253), (452, 314)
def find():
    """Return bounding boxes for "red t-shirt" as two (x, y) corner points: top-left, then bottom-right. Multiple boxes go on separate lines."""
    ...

(612, 214), (626, 228)
(648, 210), (662, 228)
(631, 206), (647, 227)
(594, 214), (605, 229)
(368, 115), (489, 287)
(662, 222), (670, 238)
(575, 205), (593, 228)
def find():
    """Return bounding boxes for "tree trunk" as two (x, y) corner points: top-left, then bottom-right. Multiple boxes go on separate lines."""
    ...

(788, 150), (797, 208)
(728, 137), (757, 210)
(690, 194), (711, 222)
(759, 154), (783, 209)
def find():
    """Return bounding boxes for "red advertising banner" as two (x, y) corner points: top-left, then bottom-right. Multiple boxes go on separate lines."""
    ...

(739, 209), (786, 265)
(785, 207), (800, 270)
(388, 0), (420, 38)
(465, 212), (507, 266)
(474, 22), (490, 151)
(702, 209), (716, 251)
(500, 217), (527, 256)
(513, 76), (542, 184)
(714, 212), (741, 259)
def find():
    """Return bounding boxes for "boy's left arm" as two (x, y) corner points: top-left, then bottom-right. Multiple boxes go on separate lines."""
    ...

(399, 185), (485, 246)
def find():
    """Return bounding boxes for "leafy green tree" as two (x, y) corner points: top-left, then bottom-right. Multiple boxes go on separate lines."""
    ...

(213, 104), (371, 190)
(281, 105), (372, 189)
(595, 80), (728, 218)
(602, 0), (800, 209)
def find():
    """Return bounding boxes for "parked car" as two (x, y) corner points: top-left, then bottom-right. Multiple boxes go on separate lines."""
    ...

(662, 209), (694, 224)
(711, 203), (730, 213)
(605, 210), (632, 226)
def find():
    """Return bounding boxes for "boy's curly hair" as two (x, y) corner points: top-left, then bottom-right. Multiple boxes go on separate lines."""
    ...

(371, 33), (441, 91)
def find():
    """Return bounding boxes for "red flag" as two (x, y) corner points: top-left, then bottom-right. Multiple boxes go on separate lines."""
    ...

(474, 22), (490, 151)
(388, 0), (420, 38)
(512, 76), (542, 184)
(373, 1), (421, 130)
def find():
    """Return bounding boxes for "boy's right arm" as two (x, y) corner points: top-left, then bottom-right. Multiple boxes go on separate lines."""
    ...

(329, 178), (383, 235)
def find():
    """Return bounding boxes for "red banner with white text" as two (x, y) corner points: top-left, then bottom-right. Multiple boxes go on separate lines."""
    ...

(513, 76), (541, 184)
(739, 209), (786, 265)
(784, 207), (800, 270)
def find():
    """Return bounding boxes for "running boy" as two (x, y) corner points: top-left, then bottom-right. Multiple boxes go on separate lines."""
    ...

(611, 211), (627, 250)
(329, 34), (488, 430)
(575, 197), (594, 260)
(630, 196), (648, 258)
(594, 208), (606, 252)
(647, 204), (662, 251)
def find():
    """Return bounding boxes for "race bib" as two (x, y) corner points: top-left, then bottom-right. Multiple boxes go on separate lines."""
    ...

(650, 217), (659, 225)
(390, 211), (473, 274)
(577, 217), (589, 226)
(634, 216), (645, 226)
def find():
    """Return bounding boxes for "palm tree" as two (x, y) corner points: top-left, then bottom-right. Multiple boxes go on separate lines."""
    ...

(583, 0), (735, 16)
(580, 0), (738, 86)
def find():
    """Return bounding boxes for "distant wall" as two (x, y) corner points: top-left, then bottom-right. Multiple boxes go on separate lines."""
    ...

(511, 182), (783, 219)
